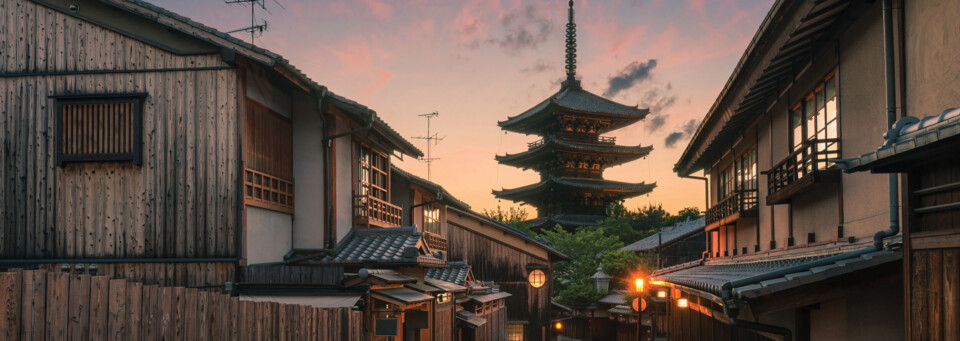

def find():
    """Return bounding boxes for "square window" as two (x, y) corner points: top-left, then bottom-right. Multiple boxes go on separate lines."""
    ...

(56, 94), (145, 166)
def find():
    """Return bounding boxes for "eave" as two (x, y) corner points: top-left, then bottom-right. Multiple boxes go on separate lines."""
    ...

(498, 87), (649, 135)
(495, 139), (653, 169)
(674, 0), (854, 176)
(492, 177), (656, 203)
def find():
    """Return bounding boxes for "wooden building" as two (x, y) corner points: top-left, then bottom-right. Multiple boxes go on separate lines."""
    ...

(622, 217), (707, 268)
(652, 0), (960, 340)
(493, 0), (655, 231)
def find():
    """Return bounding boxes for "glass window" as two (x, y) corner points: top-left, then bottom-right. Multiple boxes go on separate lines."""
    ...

(507, 324), (524, 341)
(423, 204), (440, 234)
(357, 143), (388, 201)
(790, 74), (840, 170)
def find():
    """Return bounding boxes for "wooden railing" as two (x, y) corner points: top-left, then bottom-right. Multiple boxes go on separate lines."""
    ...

(528, 139), (546, 149)
(706, 189), (759, 226)
(597, 135), (616, 144)
(424, 231), (447, 253)
(766, 138), (840, 204)
(244, 168), (295, 214)
(354, 194), (403, 228)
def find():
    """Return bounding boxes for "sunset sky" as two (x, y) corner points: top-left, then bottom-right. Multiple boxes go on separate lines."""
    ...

(154, 0), (772, 214)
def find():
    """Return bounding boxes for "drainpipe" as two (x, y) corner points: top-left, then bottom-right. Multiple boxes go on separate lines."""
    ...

(874, 0), (900, 249)
(320, 100), (376, 251)
(680, 174), (710, 261)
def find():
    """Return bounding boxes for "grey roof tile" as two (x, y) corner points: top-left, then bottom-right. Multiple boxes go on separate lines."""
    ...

(425, 261), (472, 285)
(622, 217), (707, 252)
(837, 108), (960, 173)
(499, 86), (648, 128)
(302, 227), (442, 265)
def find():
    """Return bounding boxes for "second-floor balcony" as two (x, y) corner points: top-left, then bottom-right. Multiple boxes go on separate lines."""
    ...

(354, 194), (403, 228)
(765, 139), (841, 205)
(706, 189), (759, 230)
(527, 135), (617, 149)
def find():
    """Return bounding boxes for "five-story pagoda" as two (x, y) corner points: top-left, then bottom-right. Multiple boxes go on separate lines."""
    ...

(493, 0), (656, 231)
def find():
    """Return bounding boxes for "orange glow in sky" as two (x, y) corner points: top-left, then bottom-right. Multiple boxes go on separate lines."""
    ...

(153, 0), (773, 214)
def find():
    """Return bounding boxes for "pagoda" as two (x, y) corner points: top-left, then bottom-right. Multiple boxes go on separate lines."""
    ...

(493, 0), (656, 231)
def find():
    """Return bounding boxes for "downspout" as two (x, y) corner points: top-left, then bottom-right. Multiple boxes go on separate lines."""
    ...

(874, 0), (900, 249)
(320, 100), (376, 251)
(409, 194), (443, 227)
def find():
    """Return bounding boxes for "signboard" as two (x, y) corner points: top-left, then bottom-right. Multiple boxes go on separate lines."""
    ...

(375, 318), (399, 336)
(632, 298), (647, 311)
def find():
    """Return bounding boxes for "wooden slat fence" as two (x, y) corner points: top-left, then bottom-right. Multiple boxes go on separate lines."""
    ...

(0, 269), (362, 340)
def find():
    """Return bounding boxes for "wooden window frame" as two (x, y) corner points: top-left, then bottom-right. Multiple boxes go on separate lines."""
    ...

(54, 93), (146, 166)
(788, 72), (840, 163)
(423, 203), (441, 234)
(243, 99), (295, 214)
(356, 141), (391, 202)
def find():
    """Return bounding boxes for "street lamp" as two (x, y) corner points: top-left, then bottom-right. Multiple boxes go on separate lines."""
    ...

(634, 277), (644, 341)
(635, 278), (644, 293)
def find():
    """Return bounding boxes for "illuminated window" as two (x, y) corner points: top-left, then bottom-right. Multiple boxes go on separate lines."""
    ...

(789, 73), (839, 169)
(507, 324), (524, 341)
(528, 269), (546, 288)
(423, 204), (441, 234)
(357, 142), (389, 201)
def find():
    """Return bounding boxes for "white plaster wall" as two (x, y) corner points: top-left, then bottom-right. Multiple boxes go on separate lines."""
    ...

(246, 206), (293, 264)
(246, 69), (292, 118)
(335, 133), (353, 242)
(292, 96), (325, 249)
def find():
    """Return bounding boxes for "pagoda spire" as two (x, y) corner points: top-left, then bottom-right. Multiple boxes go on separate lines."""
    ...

(563, 0), (580, 88)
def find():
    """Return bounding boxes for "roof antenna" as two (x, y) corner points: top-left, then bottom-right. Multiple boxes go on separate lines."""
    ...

(563, 0), (580, 89)
(224, 0), (283, 45)
(412, 112), (445, 180)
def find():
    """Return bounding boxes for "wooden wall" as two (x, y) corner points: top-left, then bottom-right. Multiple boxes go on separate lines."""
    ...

(0, 0), (241, 261)
(447, 221), (552, 341)
(470, 302), (507, 341)
(434, 302), (453, 341)
(0, 269), (362, 341)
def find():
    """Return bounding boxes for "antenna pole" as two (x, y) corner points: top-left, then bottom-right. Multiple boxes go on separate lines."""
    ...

(412, 112), (444, 180)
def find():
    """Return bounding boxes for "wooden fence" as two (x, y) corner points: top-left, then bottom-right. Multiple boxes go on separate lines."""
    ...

(0, 269), (362, 340)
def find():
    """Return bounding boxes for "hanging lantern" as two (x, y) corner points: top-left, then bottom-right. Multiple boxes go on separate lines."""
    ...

(529, 269), (546, 288)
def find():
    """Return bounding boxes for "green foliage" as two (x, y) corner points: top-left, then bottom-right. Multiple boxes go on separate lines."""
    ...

(597, 202), (704, 246)
(600, 249), (639, 283)
(540, 225), (629, 305)
(481, 205), (534, 235)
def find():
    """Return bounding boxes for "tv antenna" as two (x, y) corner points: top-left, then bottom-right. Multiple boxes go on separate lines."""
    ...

(412, 112), (445, 180)
(224, 0), (283, 45)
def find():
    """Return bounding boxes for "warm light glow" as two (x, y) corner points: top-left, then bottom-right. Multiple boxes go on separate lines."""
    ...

(529, 269), (546, 288)
(650, 280), (665, 285)
(657, 291), (667, 298)
(635, 278), (644, 292)
(678, 298), (689, 308)
(555, 322), (563, 330)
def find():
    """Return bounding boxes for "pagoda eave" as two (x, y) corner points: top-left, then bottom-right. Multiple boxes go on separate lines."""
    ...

(492, 178), (656, 203)
(495, 140), (653, 168)
(498, 87), (650, 135)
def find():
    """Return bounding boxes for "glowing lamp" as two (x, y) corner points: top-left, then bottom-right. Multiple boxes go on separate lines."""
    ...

(529, 269), (546, 288)
(677, 298), (689, 308)
(635, 278), (644, 293)
(657, 290), (667, 298)
(650, 280), (665, 285)
(555, 322), (563, 330)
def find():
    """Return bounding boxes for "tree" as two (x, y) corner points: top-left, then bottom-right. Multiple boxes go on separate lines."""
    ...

(481, 205), (534, 235)
(540, 225), (633, 306)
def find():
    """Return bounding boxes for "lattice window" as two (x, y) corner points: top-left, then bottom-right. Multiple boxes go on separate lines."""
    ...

(507, 324), (524, 341)
(790, 73), (840, 169)
(357, 142), (389, 201)
(56, 95), (144, 166)
(243, 100), (294, 213)
(423, 204), (441, 234)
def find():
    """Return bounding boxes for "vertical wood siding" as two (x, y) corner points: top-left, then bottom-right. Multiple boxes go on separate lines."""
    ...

(446, 222), (552, 341)
(0, 0), (240, 259)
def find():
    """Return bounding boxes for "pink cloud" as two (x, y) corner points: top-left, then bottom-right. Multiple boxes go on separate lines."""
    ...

(686, 0), (705, 13)
(327, 2), (352, 16)
(330, 37), (394, 100)
(362, 0), (394, 19)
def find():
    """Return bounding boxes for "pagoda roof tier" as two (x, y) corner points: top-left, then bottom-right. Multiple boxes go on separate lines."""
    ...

(498, 85), (650, 135)
(527, 214), (605, 230)
(492, 177), (656, 203)
(495, 138), (653, 169)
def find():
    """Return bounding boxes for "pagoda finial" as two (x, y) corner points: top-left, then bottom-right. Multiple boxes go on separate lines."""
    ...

(563, 0), (580, 88)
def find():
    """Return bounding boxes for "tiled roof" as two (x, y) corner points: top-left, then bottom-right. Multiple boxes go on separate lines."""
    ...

(425, 261), (472, 285)
(608, 305), (638, 316)
(299, 227), (442, 266)
(496, 139), (653, 168)
(527, 214), (604, 229)
(493, 177), (656, 201)
(372, 287), (434, 305)
(622, 217), (706, 252)
(651, 244), (901, 300)
(836, 108), (960, 173)
(499, 86), (648, 131)
(598, 291), (627, 305)
(425, 278), (468, 293)
(391, 166), (470, 210)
